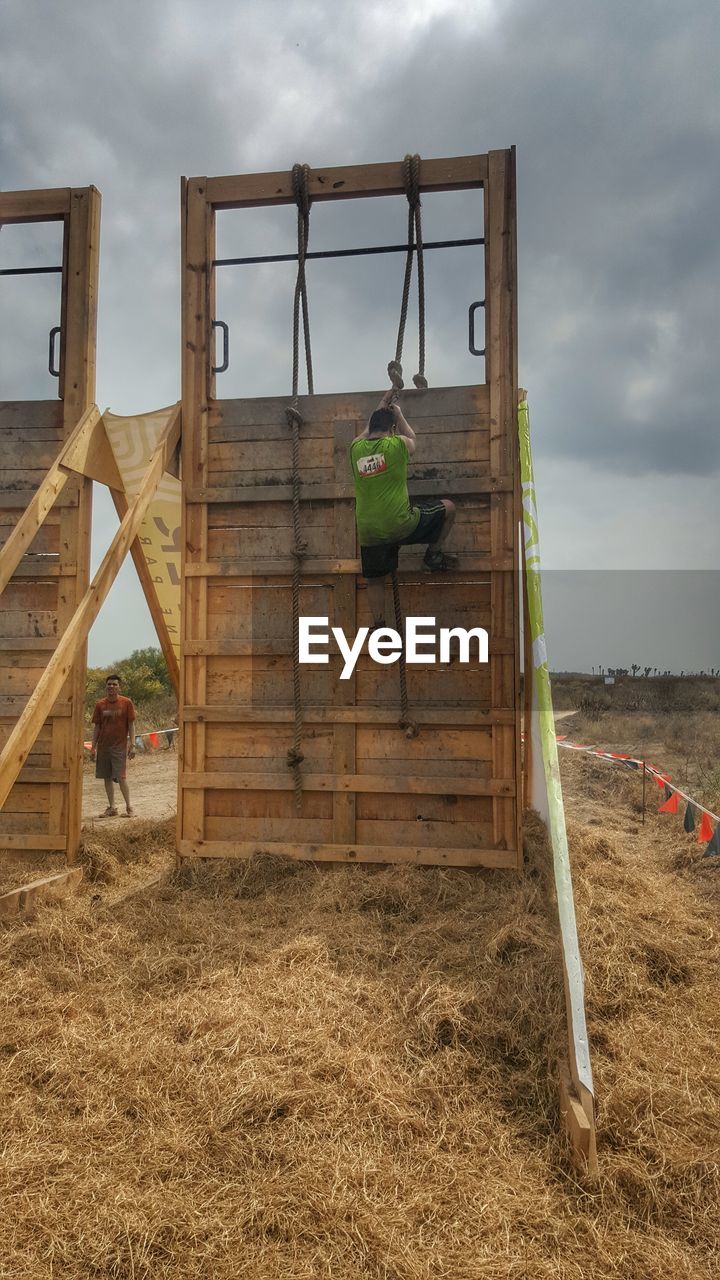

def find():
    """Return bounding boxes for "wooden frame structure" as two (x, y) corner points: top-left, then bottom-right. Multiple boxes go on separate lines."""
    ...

(0, 188), (100, 861)
(1, 165), (596, 1172)
(178, 152), (521, 867)
(0, 189), (181, 863)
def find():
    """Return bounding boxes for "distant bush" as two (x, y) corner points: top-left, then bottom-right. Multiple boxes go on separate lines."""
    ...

(86, 647), (175, 720)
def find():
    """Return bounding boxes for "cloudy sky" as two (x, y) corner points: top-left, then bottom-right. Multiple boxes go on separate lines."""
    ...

(2, 0), (718, 670)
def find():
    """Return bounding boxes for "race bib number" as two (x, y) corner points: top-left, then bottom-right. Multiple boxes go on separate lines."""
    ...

(357, 452), (387, 477)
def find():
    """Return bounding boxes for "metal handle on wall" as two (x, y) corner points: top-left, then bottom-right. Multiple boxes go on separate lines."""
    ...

(212, 320), (229, 374)
(468, 301), (485, 357)
(48, 326), (61, 377)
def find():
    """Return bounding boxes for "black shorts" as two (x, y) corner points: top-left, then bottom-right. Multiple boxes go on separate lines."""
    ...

(360, 500), (447, 579)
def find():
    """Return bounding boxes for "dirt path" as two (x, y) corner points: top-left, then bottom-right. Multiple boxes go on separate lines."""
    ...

(81, 749), (178, 825)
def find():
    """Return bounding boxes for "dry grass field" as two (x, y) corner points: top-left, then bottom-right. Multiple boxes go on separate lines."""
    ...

(1, 691), (718, 1278)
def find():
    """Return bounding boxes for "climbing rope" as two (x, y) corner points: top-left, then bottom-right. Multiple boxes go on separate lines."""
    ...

(391, 571), (418, 739)
(387, 156), (426, 739)
(388, 154), (428, 393)
(286, 163), (314, 812)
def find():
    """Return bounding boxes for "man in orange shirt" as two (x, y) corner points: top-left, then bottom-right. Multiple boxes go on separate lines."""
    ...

(90, 674), (136, 817)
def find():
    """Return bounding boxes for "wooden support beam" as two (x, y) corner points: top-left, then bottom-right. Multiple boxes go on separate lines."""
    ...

(178, 176), (213, 857)
(109, 487), (181, 697)
(559, 1065), (598, 1176)
(58, 187), (101, 866)
(182, 637), (515, 657)
(0, 405), (181, 813)
(181, 772), (515, 797)
(182, 705), (515, 726)
(177, 838), (516, 867)
(0, 189), (71, 223)
(0, 867), (83, 923)
(203, 155), (488, 210)
(185, 474), (513, 505)
(0, 403), (100, 596)
(183, 555), (514, 577)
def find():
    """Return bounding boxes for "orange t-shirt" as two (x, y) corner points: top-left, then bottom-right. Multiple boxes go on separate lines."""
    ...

(92, 695), (136, 750)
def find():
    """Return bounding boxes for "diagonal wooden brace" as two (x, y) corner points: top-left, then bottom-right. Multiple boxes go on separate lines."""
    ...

(0, 403), (125, 596)
(0, 404), (182, 812)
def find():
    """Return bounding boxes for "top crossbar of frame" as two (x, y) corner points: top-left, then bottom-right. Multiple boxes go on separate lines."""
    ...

(0, 189), (72, 224)
(196, 154), (489, 210)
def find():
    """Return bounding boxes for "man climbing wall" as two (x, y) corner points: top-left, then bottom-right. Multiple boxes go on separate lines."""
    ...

(349, 390), (458, 627)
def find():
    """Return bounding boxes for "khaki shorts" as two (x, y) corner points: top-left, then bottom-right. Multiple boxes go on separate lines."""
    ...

(95, 746), (127, 782)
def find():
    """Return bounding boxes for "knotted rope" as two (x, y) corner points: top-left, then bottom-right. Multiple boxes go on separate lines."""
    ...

(286, 163), (314, 811)
(388, 153), (428, 393)
(391, 571), (418, 739)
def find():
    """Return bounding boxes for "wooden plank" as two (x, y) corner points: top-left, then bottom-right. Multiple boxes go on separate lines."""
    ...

(0, 610), (57, 640)
(16, 769), (69, 784)
(184, 704), (514, 725)
(0, 812), (50, 835)
(0, 582), (58, 610)
(186, 475), (514, 504)
(0, 638), (57, 652)
(209, 385), (489, 426)
(206, 429), (489, 473)
(181, 771), (512, 796)
(2, 562), (75, 578)
(205, 791), (332, 820)
(183, 637), (507, 656)
(179, 177), (212, 851)
(204, 155), (488, 209)
(332, 422), (356, 843)
(1, 440), (67, 469)
(0, 783), (52, 813)
(177, 838), (516, 868)
(0, 405), (101, 593)
(186, 554), (513, 576)
(0, 834), (66, 851)
(57, 187), (101, 863)
(207, 499), (335, 528)
(0, 405), (181, 813)
(485, 149), (520, 865)
(0, 490), (80, 510)
(0, 403), (63, 433)
(0, 189), (71, 223)
(356, 725), (493, 761)
(0, 866), (82, 922)
(0, 521), (60, 557)
(0, 697), (70, 717)
(205, 722), (333, 767)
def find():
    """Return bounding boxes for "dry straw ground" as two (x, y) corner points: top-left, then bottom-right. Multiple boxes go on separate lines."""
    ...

(1, 747), (719, 1279)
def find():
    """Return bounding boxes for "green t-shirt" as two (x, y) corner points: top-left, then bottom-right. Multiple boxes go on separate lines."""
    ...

(349, 434), (420, 546)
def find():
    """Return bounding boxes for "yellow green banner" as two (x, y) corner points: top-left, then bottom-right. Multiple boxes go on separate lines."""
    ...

(519, 398), (593, 1095)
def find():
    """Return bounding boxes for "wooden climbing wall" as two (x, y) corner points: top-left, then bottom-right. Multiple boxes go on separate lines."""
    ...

(0, 188), (100, 862)
(178, 152), (521, 867)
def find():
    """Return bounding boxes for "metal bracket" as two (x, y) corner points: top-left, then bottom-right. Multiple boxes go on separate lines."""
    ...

(212, 320), (229, 374)
(48, 326), (61, 377)
(468, 301), (485, 357)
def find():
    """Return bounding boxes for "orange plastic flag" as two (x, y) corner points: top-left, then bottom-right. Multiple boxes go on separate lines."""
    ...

(148, 732), (159, 749)
(659, 790), (679, 814)
(697, 811), (714, 842)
